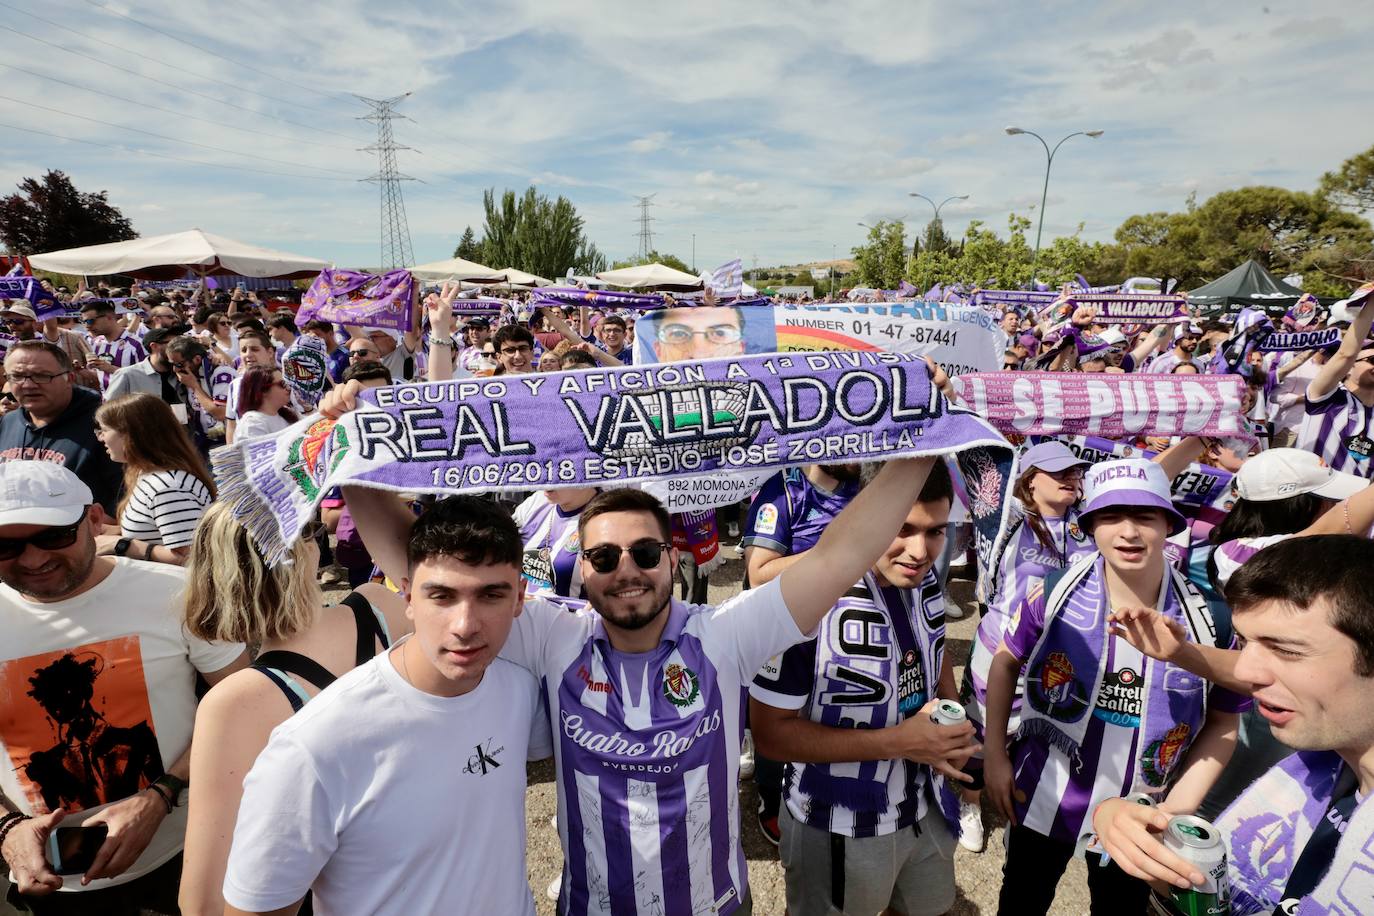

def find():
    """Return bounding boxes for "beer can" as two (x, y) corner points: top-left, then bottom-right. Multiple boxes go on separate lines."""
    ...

(1125, 792), (1156, 807)
(930, 700), (967, 726)
(1160, 815), (1230, 916)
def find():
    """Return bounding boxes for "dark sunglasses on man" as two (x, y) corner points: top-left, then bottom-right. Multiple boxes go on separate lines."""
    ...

(0, 518), (84, 561)
(581, 540), (670, 574)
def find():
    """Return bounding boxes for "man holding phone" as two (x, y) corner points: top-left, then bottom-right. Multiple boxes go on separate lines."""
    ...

(0, 462), (248, 913)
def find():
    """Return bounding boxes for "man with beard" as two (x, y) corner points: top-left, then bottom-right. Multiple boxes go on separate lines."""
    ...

(0, 462), (247, 911)
(740, 463), (861, 844)
(1144, 322), (1204, 374)
(1297, 287), (1374, 478)
(336, 381), (940, 915)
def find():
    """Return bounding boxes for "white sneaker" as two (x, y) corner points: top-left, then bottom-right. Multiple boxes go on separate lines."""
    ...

(958, 798), (985, 852)
(739, 730), (756, 780)
(944, 596), (967, 621)
(547, 874), (562, 901)
(726, 521), (741, 538)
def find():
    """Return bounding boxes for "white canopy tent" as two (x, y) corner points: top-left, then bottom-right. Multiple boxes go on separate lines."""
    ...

(409, 256), (506, 283)
(496, 267), (553, 288)
(27, 228), (329, 280)
(596, 263), (704, 291)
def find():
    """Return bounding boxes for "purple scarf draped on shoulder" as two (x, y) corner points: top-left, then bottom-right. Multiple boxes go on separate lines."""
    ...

(1216, 749), (1374, 915)
(1019, 555), (1214, 789)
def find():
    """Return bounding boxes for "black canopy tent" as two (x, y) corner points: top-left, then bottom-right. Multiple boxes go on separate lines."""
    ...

(1188, 259), (1331, 316)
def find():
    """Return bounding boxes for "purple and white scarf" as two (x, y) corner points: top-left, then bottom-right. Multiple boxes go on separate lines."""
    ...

(1215, 750), (1372, 915)
(1020, 555), (1215, 789)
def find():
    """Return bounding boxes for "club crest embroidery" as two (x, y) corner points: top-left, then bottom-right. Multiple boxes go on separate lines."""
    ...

(662, 663), (700, 708)
(1029, 649), (1090, 722)
(1141, 722), (1191, 786)
(285, 418), (350, 500)
(1041, 651), (1074, 701)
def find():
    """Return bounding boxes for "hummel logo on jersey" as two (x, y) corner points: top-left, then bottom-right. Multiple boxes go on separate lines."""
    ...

(463, 739), (505, 775)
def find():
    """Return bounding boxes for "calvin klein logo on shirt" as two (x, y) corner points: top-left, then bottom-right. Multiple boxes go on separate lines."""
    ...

(463, 739), (505, 776)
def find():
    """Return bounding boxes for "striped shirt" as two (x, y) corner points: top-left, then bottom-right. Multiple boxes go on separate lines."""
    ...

(512, 492), (585, 598)
(91, 331), (146, 392)
(750, 572), (944, 837)
(501, 578), (802, 916)
(1297, 385), (1374, 478)
(1002, 581), (1249, 844)
(119, 469), (212, 549)
(966, 502), (1094, 735)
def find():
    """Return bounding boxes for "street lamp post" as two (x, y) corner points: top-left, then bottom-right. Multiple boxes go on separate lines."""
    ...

(1004, 127), (1103, 284)
(831, 243), (836, 298)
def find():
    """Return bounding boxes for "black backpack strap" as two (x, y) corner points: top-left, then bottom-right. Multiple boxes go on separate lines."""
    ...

(340, 591), (389, 666)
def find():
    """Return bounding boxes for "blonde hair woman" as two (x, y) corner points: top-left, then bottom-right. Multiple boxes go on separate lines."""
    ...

(177, 502), (409, 916)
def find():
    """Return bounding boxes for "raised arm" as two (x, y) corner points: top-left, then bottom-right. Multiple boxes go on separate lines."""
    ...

(1309, 303), (1374, 401)
(543, 310), (622, 368)
(778, 456), (935, 635)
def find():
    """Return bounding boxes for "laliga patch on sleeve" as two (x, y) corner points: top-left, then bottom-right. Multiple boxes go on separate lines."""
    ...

(757, 653), (783, 682)
(753, 503), (779, 536)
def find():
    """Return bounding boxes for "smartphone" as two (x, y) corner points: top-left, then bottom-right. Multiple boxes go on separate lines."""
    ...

(46, 824), (107, 875)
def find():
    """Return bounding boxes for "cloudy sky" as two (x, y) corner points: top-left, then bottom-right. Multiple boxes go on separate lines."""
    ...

(2, 0), (1371, 272)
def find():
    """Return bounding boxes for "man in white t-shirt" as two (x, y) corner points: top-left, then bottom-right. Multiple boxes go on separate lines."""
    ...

(338, 377), (940, 916)
(222, 496), (551, 916)
(0, 462), (248, 913)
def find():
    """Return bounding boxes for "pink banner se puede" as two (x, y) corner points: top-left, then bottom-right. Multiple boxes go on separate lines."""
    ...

(955, 371), (1250, 439)
(298, 268), (416, 332)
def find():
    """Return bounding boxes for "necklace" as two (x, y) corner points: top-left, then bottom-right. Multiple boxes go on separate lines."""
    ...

(397, 642), (413, 689)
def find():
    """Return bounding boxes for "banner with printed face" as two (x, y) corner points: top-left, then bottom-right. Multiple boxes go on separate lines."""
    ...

(213, 351), (1017, 566)
(632, 301), (1005, 378)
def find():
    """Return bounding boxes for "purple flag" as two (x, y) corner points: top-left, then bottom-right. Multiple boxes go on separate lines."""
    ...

(298, 268), (415, 332)
(0, 277), (61, 320)
(1067, 293), (1189, 324)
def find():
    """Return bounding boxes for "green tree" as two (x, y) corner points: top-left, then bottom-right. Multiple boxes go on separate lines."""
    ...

(452, 225), (482, 261)
(0, 170), (136, 254)
(1114, 211), (1206, 290)
(477, 186), (603, 279)
(1320, 144), (1374, 213)
(850, 221), (907, 288)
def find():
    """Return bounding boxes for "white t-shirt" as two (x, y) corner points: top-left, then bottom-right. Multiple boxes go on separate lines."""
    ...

(500, 579), (804, 916)
(233, 409), (292, 440)
(0, 560), (244, 890)
(120, 469), (213, 549)
(223, 647), (551, 916)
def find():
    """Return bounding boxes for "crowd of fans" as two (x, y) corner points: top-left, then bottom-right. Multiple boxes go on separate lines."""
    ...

(0, 273), (1371, 916)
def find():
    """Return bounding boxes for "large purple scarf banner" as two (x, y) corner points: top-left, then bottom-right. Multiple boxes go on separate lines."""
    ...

(534, 286), (774, 313)
(0, 277), (61, 319)
(213, 351), (1016, 566)
(1066, 293), (1189, 324)
(297, 268), (416, 332)
(970, 289), (1059, 310)
(955, 371), (1250, 440)
(1256, 327), (1342, 352)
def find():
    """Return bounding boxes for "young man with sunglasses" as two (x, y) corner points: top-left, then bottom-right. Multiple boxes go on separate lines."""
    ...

(80, 300), (146, 394)
(166, 336), (235, 455)
(0, 462), (248, 914)
(1298, 291), (1374, 479)
(335, 383), (940, 914)
(0, 341), (122, 514)
(104, 329), (187, 418)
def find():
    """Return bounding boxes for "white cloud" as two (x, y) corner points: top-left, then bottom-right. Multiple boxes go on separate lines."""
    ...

(629, 132), (672, 154)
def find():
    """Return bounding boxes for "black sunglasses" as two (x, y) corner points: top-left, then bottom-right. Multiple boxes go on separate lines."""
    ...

(0, 518), (85, 561)
(581, 540), (670, 574)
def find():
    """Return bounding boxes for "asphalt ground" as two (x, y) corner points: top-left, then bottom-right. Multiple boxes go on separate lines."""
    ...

(520, 547), (1092, 916)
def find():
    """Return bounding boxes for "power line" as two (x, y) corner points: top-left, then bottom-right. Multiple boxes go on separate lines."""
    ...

(357, 94), (417, 269)
(0, 63), (359, 154)
(0, 94), (359, 176)
(0, 120), (353, 182)
(0, 1), (347, 119)
(0, 21), (367, 144)
(78, 0), (353, 106)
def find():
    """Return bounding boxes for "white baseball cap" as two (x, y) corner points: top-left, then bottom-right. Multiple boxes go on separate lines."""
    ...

(0, 462), (94, 528)
(1234, 448), (1366, 503)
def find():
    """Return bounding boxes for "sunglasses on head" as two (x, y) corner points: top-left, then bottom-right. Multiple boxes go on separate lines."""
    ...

(0, 517), (85, 561)
(581, 540), (669, 574)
